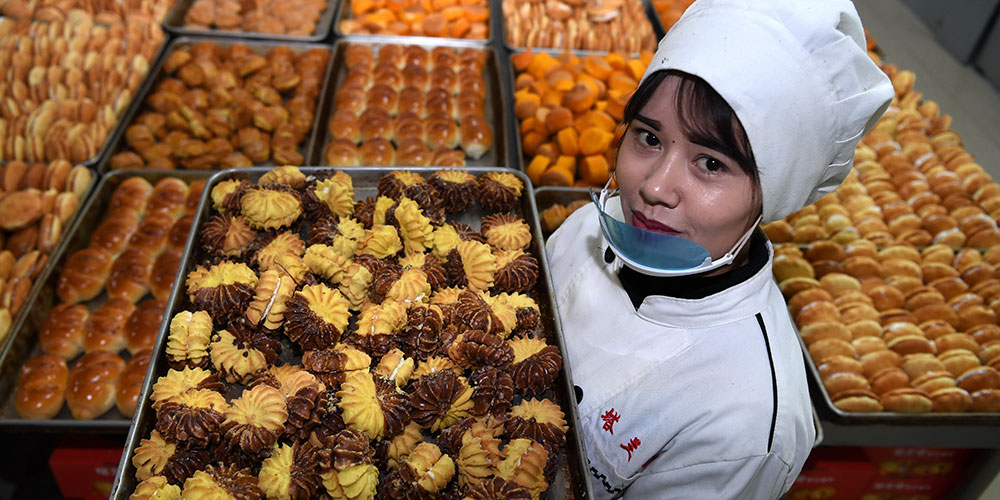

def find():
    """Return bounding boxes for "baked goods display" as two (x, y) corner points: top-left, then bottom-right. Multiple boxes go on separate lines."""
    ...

(538, 198), (589, 234)
(338, 0), (490, 40)
(502, 0), (656, 52)
(650, 0), (694, 32)
(182, 0), (328, 36)
(126, 166), (569, 499)
(12, 174), (205, 420)
(0, 0), (176, 22)
(323, 43), (494, 168)
(0, 11), (164, 164)
(0, 160), (91, 345)
(513, 50), (650, 187)
(107, 41), (330, 170)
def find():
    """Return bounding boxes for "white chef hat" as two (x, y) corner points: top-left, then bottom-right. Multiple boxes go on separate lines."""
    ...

(640, 0), (894, 223)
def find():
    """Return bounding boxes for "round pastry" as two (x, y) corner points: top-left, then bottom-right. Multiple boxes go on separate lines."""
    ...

(117, 349), (153, 418)
(832, 389), (884, 412)
(105, 247), (154, 303)
(210, 319), (280, 384)
(337, 370), (410, 440)
(409, 369), (474, 432)
(900, 352), (947, 380)
(476, 172), (524, 213)
(822, 371), (870, 395)
(181, 464), (264, 499)
(253, 231), (306, 272)
(200, 215), (256, 258)
(285, 284), (351, 351)
(446, 240), (496, 292)
(245, 268), (297, 331)
(241, 185), (302, 230)
(187, 261), (259, 322)
(56, 248), (114, 304)
(358, 225), (403, 259)
(799, 321), (851, 346)
(39, 304), (88, 359)
(911, 371), (957, 394)
(397, 137), (433, 166)
(508, 336), (562, 396)
(498, 438), (549, 500)
(481, 214), (532, 253)
(868, 366), (909, 396)
(795, 300), (840, 327)
(166, 311), (213, 370)
(956, 366), (1000, 393)
(507, 397), (568, 452)
(258, 441), (327, 500)
(83, 298), (136, 354)
(359, 137), (396, 166)
(429, 169), (477, 213)
(929, 387), (973, 412)
(167, 213), (196, 254)
(400, 304), (446, 361)
(325, 139), (361, 167)
(90, 208), (140, 257)
(127, 212), (175, 257)
(65, 351), (126, 420)
(131, 476), (182, 499)
(880, 388), (933, 413)
(15, 354), (68, 420)
(773, 254), (815, 283)
(220, 384), (287, 458)
(150, 250), (183, 302)
(778, 277), (821, 300)
(148, 178), (190, 219)
(449, 330), (514, 371)
(126, 300), (167, 354)
(971, 388), (1000, 412)
(354, 300), (407, 357)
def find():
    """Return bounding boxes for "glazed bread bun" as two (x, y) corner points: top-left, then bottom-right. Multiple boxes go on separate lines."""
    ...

(833, 389), (883, 412)
(15, 354), (68, 420)
(38, 304), (88, 359)
(83, 298), (136, 354)
(881, 388), (933, 413)
(116, 349), (152, 418)
(106, 247), (154, 303)
(56, 248), (115, 304)
(125, 300), (167, 354)
(869, 366), (909, 395)
(65, 351), (125, 420)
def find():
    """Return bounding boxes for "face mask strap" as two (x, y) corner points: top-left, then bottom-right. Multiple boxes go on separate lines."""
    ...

(718, 214), (763, 263)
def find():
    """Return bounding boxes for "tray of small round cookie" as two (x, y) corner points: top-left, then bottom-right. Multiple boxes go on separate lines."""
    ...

(0, 169), (215, 432)
(311, 36), (510, 170)
(110, 166), (594, 500)
(162, 0), (338, 43)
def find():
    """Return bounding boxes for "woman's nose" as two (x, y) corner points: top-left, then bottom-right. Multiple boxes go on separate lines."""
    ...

(639, 149), (685, 208)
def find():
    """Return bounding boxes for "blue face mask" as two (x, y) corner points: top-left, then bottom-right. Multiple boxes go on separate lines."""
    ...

(590, 177), (761, 277)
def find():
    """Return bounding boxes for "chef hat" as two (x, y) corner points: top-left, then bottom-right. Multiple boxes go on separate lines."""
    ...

(640, 0), (893, 223)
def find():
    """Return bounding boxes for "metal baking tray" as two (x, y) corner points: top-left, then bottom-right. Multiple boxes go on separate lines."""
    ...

(332, 0), (492, 45)
(110, 166), (594, 500)
(533, 187), (590, 240)
(163, 0), (337, 42)
(498, 0), (657, 54)
(98, 36), (335, 174)
(311, 37), (509, 168)
(0, 170), (214, 432)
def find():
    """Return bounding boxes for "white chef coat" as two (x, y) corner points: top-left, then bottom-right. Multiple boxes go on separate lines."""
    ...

(545, 204), (815, 500)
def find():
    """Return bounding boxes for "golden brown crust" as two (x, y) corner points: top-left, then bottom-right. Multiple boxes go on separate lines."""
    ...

(39, 304), (88, 359)
(476, 172), (523, 212)
(66, 351), (126, 420)
(508, 336), (562, 396)
(126, 300), (167, 354)
(117, 349), (153, 418)
(15, 354), (68, 420)
(492, 250), (539, 294)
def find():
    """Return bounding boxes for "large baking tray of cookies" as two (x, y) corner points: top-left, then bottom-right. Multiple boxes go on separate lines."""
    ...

(110, 166), (594, 500)
(99, 36), (335, 174)
(311, 37), (508, 169)
(499, 0), (657, 54)
(162, 0), (337, 43)
(333, 0), (492, 43)
(0, 169), (213, 432)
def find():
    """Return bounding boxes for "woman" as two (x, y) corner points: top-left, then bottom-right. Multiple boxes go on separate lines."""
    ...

(545, 1), (894, 498)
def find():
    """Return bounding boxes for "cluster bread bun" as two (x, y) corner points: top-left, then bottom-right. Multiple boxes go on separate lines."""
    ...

(339, 0), (490, 39)
(325, 43), (493, 167)
(514, 50), (650, 188)
(14, 175), (205, 420)
(184, 0), (327, 36)
(130, 166), (567, 499)
(502, 0), (656, 53)
(108, 41), (329, 170)
(0, 160), (91, 344)
(0, 0), (175, 22)
(0, 12), (163, 164)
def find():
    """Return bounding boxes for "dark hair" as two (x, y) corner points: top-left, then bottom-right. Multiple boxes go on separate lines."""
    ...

(617, 70), (762, 215)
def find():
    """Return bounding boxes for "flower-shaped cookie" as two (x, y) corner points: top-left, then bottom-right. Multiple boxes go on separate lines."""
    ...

(314, 172), (355, 218)
(245, 269), (296, 330)
(303, 244), (352, 284)
(429, 169), (476, 213)
(131, 476), (182, 500)
(221, 385), (288, 455)
(358, 224), (403, 258)
(254, 231), (305, 272)
(285, 283), (351, 350)
(210, 179), (249, 215)
(166, 311), (213, 370)
(200, 214), (256, 258)
(337, 370), (411, 440)
(354, 299), (407, 357)
(469, 366), (515, 418)
(507, 398), (568, 451)
(400, 304), (445, 361)
(395, 198), (434, 254)
(339, 262), (374, 311)
(259, 166), (306, 189)
(258, 441), (326, 500)
(508, 336), (562, 396)
(498, 439), (549, 500)
(400, 251), (449, 291)
(447, 241), (496, 292)
(476, 172), (523, 213)
(210, 319), (280, 384)
(181, 464), (265, 499)
(187, 261), (258, 322)
(150, 367), (223, 411)
(481, 214), (531, 252)
(375, 349), (415, 388)
(454, 418), (504, 488)
(154, 388), (228, 447)
(448, 330), (514, 370)
(492, 250), (539, 294)
(241, 185), (302, 230)
(301, 344), (372, 390)
(409, 369), (473, 432)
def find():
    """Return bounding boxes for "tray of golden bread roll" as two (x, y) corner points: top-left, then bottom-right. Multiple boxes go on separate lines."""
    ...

(0, 8), (168, 168)
(501, 0), (657, 53)
(111, 165), (594, 500)
(314, 38), (507, 169)
(0, 161), (94, 371)
(509, 48), (652, 189)
(0, 0), (178, 23)
(163, 0), (337, 42)
(103, 37), (334, 172)
(0, 170), (212, 431)
(533, 187), (589, 239)
(334, 0), (492, 41)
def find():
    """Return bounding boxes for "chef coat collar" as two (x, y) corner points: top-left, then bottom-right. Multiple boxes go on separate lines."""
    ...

(617, 229), (769, 308)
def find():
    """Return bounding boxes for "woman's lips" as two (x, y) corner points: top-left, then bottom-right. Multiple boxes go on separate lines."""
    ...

(631, 211), (680, 235)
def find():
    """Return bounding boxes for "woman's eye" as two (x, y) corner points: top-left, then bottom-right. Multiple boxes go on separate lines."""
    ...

(637, 130), (660, 147)
(696, 156), (726, 172)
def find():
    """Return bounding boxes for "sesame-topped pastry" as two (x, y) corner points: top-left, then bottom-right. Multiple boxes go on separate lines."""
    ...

(201, 215), (256, 259)
(378, 422), (425, 470)
(211, 179), (251, 215)
(221, 385), (288, 456)
(187, 261), (258, 322)
(354, 300), (407, 357)
(181, 464), (264, 500)
(400, 251), (449, 291)
(245, 269), (297, 331)
(241, 185), (302, 230)
(492, 250), (539, 294)
(254, 231), (305, 272)
(130, 476), (182, 500)
(395, 198), (434, 254)
(303, 244), (352, 284)
(476, 172), (524, 213)
(155, 388), (228, 447)
(498, 439), (549, 500)
(313, 172), (355, 218)
(400, 442), (456, 494)
(150, 367), (223, 410)
(337, 370), (411, 440)
(453, 419), (504, 489)
(339, 262), (374, 311)
(469, 366), (515, 418)
(210, 319), (281, 384)
(409, 369), (474, 432)
(258, 442), (327, 500)
(448, 330), (514, 370)
(429, 169), (476, 213)
(285, 284), (351, 351)
(447, 240), (496, 292)
(462, 477), (532, 500)
(507, 337), (562, 396)
(302, 344), (372, 389)
(497, 293), (541, 335)
(358, 224), (403, 259)
(375, 348), (416, 388)
(507, 398), (568, 451)
(258, 166), (306, 190)
(308, 216), (366, 249)
(481, 214), (532, 252)
(401, 304), (445, 361)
